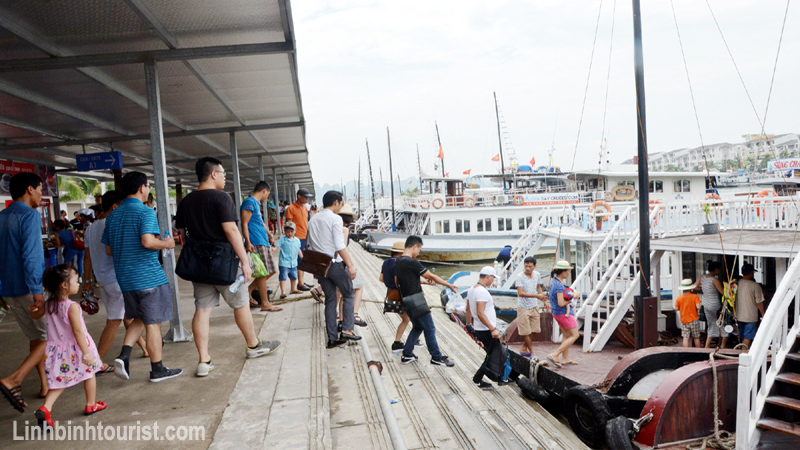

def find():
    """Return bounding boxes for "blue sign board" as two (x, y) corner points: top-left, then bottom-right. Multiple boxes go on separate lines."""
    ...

(76, 151), (123, 172)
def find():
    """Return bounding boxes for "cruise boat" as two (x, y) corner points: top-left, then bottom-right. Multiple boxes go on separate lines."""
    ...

(360, 168), (719, 261)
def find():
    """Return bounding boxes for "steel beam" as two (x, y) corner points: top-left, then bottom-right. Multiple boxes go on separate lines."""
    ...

(144, 59), (191, 343)
(0, 42), (294, 73)
(272, 167), (281, 237)
(231, 132), (243, 219)
(0, 121), (305, 153)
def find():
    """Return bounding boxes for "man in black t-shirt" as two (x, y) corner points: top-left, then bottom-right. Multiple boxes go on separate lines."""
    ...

(394, 235), (459, 367)
(174, 157), (280, 378)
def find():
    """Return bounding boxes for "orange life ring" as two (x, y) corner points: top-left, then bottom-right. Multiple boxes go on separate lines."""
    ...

(419, 199), (430, 209)
(754, 189), (780, 217)
(513, 195), (524, 206)
(589, 200), (612, 221)
(432, 198), (444, 209)
(704, 193), (723, 207)
(649, 199), (662, 223)
(464, 197), (475, 208)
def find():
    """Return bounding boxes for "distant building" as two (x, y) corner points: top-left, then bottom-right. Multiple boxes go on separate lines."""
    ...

(641, 133), (800, 172)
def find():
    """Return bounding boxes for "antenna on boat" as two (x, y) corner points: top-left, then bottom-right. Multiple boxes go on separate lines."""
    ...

(387, 127), (397, 231)
(366, 139), (377, 215)
(494, 92), (507, 187)
(435, 121), (445, 178)
(633, 0), (651, 298)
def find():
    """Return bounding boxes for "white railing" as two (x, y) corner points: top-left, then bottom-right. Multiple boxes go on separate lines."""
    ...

(736, 250), (800, 450)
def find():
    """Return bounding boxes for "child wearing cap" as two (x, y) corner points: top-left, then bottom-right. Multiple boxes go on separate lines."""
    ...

(674, 279), (703, 348)
(275, 222), (303, 299)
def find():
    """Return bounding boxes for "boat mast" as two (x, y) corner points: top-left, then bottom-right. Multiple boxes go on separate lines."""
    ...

(357, 157), (361, 216)
(380, 167), (385, 197)
(633, 0), (651, 298)
(435, 121), (445, 177)
(387, 127), (397, 231)
(366, 139), (377, 214)
(494, 92), (507, 189)
(417, 144), (423, 191)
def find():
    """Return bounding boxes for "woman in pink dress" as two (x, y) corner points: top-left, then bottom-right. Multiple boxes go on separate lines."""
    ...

(31, 265), (105, 430)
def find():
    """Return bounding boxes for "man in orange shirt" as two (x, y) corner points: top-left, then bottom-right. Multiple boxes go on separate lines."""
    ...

(285, 188), (312, 290)
(674, 278), (703, 348)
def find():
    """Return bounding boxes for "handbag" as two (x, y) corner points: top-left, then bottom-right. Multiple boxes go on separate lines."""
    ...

(298, 231), (333, 278)
(384, 297), (404, 314)
(71, 230), (85, 251)
(175, 235), (239, 285)
(485, 343), (512, 382)
(400, 291), (431, 320)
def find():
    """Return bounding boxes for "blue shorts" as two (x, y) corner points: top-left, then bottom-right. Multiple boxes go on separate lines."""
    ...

(279, 266), (298, 281)
(738, 321), (758, 340)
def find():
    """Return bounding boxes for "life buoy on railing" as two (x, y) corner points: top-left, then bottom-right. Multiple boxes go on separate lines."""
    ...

(513, 195), (524, 206)
(754, 189), (780, 217)
(432, 198), (445, 209)
(464, 197), (475, 208)
(649, 199), (662, 224)
(419, 199), (431, 209)
(589, 200), (612, 221)
(704, 193), (723, 206)
(604, 191), (614, 202)
(611, 185), (636, 201)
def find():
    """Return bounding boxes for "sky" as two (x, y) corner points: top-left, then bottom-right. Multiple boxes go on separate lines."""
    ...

(292, 0), (799, 187)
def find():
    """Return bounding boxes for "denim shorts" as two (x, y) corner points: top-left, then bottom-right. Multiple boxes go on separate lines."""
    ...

(738, 321), (758, 340)
(279, 266), (298, 281)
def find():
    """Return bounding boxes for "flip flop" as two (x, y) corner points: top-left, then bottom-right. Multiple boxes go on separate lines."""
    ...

(547, 355), (562, 369)
(290, 290), (301, 295)
(279, 295), (287, 300)
(97, 365), (115, 374)
(261, 305), (283, 312)
(1, 383), (25, 413)
(520, 353), (531, 357)
(563, 360), (579, 365)
(310, 289), (324, 304)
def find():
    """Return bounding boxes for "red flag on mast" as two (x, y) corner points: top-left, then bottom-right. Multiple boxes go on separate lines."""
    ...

(463, 169), (471, 175)
(437, 143), (444, 159)
(491, 154), (500, 162)
(530, 156), (535, 166)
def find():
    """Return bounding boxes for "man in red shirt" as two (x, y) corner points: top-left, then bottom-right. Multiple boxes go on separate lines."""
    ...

(284, 189), (312, 290)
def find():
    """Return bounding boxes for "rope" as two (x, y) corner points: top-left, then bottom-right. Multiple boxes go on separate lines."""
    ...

(686, 353), (736, 450)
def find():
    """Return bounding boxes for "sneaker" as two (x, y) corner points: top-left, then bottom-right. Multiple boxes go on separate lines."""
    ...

(431, 356), (455, 367)
(475, 381), (493, 390)
(149, 367), (183, 383)
(401, 354), (418, 364)
(415, 340), (424, 348)
(391, 341), (404, 351)
(114, 356), (130, 380)
(196, 361), (215, 377)
(327, 339), (347, 349)
(246, 339), (281, 359)
(496, 379), (511, 386)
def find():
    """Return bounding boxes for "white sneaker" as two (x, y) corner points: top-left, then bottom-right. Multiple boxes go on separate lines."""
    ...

(196, 361), (215, 377)
(246, 339), (281, 359)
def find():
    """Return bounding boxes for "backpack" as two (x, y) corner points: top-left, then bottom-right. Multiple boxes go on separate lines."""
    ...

(485, 343), (512, 382)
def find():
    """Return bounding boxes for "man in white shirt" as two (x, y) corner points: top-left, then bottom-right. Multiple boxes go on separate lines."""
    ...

(466, 266), (509, 389)
(83, 190), (147, 372)
(306, 191), (360, 348)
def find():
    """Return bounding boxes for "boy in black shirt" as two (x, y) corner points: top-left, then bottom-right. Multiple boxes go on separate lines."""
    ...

(394, 236), (459, 367)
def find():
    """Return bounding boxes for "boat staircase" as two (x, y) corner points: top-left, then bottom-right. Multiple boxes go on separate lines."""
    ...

(406, 212), (428, 236)
(737, 248), (800, 449)
(355, 204), (378, 229)
(570, 205), (664, 352)
(378, 210), (404, 232)
(499, 209), (555, 289)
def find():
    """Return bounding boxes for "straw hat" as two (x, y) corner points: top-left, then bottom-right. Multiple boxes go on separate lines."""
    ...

(553, 260), (574, 270)
(679, 279), (695, 290)
(391, 241), (405, 254)
(338, 203), (354, 216)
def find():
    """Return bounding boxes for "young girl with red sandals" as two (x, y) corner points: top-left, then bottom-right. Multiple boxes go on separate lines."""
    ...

(31, 264), (105, 430)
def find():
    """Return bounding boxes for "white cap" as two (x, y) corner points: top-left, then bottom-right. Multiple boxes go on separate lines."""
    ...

(78, 208), (94, 218)
(479, 266), (497, 277)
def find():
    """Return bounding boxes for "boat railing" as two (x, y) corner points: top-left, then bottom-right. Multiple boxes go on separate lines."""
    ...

(736, 248), (800, 450)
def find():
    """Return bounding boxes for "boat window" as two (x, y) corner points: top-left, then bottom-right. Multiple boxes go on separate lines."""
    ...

(649, 180), (663, 193)
(435, 221), (442, 234)
(519, 217), (526, 230)
(485, 218), (492, 232)
(505, 218), (513, 230)
(617, 181), (636, 187)
(526, 216), (533, 227)
(463, 220), (470, 233)
(455, 219), (463, 233)
(442, 220), (450, 233)
(477, 219), (484, 232)
(674, 179), (691, 193)
(497, 218), (505, 231)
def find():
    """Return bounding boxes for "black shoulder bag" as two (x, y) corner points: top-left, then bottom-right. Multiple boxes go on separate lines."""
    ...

(175, 234), (239, 285)
(398, 279), (431, 320)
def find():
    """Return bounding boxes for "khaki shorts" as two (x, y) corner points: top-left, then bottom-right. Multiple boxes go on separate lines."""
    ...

(517, 307), (541, 336)
(6, 293), (47, 341)
(193, 281), (249, 310)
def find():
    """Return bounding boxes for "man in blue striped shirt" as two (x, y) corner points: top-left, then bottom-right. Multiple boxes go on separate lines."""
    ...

(0, 173), (48, 413)
(102, 172), (181, 383)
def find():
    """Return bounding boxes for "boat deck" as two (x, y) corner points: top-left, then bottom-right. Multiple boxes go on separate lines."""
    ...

(651, 229), (800, 258)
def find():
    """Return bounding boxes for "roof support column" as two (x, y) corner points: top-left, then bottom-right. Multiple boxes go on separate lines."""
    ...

(272, 167), (281, 237)
(257, 156), (267, 223)
(144, 58), (191, 343)
(230, 132), (242, 222)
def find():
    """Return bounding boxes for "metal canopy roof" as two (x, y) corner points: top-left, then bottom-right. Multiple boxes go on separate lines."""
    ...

(0, 0), (313, 193)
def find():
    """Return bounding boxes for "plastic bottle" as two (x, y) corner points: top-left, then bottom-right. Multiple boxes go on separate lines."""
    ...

(229, 274), (246, 293)
(161, 231), (172, 258)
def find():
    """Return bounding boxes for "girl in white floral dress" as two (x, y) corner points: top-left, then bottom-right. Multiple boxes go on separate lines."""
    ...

(31, 265), (104, 430)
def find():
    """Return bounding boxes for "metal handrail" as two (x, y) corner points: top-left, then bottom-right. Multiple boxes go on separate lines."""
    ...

(736, 249), (800, 450)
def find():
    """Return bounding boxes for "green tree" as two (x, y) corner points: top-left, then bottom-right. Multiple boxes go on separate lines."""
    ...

(57, 176), (102, 202)
(665, 164), (680, 172)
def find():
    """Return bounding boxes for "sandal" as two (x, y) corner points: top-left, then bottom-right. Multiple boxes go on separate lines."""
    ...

(290, 290), (301, 295)
(279, 294), (287, 300)
(249, 297), (260, 308)
(311, 288), (324, 304)
(354, 314), (367, 327)
(98, 365), (115, 375)
(260, 305), (283, 312)
(1, 383), (26, 412)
